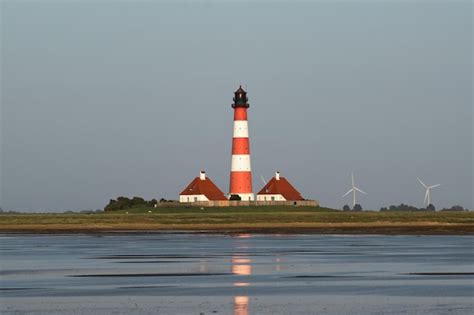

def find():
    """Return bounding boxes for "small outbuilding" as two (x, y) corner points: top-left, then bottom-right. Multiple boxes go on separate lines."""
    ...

(179, 171), (227, 203)
(256, 172), (305, 201)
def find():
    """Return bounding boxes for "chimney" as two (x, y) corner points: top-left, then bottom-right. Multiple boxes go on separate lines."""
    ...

(275, 171), (280, 180)
(200, 171), (206, 180)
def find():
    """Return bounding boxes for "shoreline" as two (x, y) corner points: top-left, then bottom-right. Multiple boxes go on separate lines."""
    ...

(1, 223), (473, 235)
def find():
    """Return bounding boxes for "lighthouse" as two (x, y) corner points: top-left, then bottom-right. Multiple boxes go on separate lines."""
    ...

(229, 86), (254, 201)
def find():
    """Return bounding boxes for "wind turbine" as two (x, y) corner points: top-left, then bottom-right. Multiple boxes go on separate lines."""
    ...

(260, 175), (267, 185)
(417, 178), (440, 206)
(343, 172), (367, 208)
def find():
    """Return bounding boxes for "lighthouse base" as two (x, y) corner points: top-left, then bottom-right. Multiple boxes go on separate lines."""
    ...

(228, 193), (254, 201)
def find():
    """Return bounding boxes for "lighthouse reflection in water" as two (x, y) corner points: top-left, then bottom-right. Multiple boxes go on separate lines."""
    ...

(232, 234), (253, 315)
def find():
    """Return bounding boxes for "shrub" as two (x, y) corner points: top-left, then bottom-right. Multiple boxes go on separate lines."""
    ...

(104, 196), (163, 211)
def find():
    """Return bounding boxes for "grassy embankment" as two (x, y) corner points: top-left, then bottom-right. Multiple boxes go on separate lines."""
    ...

(1, 206), (473, 234)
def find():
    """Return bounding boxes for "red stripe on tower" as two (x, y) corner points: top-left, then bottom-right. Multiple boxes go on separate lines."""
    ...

(229, 86), (254, 201)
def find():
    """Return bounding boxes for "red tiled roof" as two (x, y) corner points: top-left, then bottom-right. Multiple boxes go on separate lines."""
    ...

(257, 177), (304, 201)
(180, 177), (227, 201)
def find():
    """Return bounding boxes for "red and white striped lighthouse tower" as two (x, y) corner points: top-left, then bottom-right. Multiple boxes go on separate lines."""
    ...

(229, 86), (254, 201)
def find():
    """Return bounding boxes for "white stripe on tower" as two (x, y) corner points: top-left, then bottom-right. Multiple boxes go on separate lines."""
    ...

(231, 155), (251, 172)
(233, 121), (249, 138)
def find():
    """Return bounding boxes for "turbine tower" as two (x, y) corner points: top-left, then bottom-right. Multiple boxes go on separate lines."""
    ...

(229, 86), (254, 201)
(417, 178), (440, 206)
(343, 172), (367, 208)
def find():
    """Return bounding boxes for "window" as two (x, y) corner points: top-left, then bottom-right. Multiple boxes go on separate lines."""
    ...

(194, 197), (198, 202)
(271, 196), (275, 201)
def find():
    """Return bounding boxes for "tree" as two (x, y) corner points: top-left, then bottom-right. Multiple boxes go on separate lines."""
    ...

(104, 199), (119, 211)
(353, 204), (363, 211)
(116, 196), (132, 209)
(427, 204), (436, 211)
(441, 205), (465, 212)
(343, 205), (351, 211)
(105, 196), (149, 211)
(131, 196), (145, 206)
(380, 207), (388, 212)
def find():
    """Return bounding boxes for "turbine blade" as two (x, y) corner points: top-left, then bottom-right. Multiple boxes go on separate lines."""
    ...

(428, 184), (441, 189)
(260, 175), (267, 185)
(354, 187), (367, 195)
(424, 190), (429, 204)
(343, 189), (353, 197)
(351, 172), (355, 187)
(417, 177), (427, 189)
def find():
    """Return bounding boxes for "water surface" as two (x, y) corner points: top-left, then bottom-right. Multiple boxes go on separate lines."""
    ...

(0, 234), (473, 314)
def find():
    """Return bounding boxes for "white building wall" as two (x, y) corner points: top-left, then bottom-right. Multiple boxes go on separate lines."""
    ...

(179, 194), (209, 203)
(229, 193), (255, 201)
(256, 194), (286, 201)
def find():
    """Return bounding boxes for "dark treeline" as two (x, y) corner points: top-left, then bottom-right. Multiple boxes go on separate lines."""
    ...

(380, 204), (468, 212)
(64, 210), (103, 214)
(380, 204), (435, 212)
(341, 203), (469, 212)
(342, 204), (363, 211)
(439, 205), (468, 212)
(104, 196), (158, 211)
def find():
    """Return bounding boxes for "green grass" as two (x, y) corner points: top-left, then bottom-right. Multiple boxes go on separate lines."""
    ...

(1, 206), (473, 227)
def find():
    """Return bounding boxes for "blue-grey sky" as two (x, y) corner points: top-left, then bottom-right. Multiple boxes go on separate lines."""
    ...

(1, 1), (472, 212)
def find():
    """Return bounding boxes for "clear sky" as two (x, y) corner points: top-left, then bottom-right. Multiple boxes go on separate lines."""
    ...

(1, 0), (472, 212)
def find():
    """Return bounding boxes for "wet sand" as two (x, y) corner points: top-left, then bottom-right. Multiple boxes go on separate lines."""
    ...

(0, 224), (474, 235)
(1, 223), (473, 235)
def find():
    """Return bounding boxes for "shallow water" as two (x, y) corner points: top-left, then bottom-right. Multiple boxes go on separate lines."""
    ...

(0, 233), (473, 314)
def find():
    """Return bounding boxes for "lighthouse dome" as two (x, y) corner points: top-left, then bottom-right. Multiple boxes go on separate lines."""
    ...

(235, 85), (246, 94)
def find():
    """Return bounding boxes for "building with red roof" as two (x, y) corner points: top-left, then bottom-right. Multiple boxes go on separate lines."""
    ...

(179, 171), (227, 203)
(256, 172), (305, 201)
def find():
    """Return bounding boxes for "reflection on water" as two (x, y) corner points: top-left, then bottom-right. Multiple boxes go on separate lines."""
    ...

(1, 234), (473, 314)
(232, 234), (253, 276)
(234, 282), (250, 287)
(234, 296), (249, 315)
(232, 258), (251, 264)
(232, 259), (252, 276)
(235, 234), (252, 239)
(274, 257), (282, 272)
(232, 234), (252, 314)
